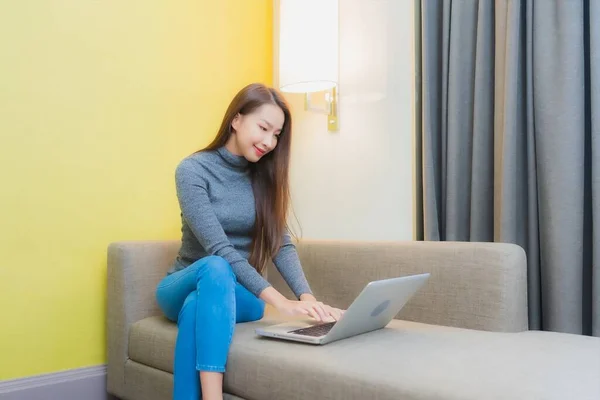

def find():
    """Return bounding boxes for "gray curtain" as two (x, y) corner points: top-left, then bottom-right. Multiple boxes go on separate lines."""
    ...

(415, 0), (599, 336)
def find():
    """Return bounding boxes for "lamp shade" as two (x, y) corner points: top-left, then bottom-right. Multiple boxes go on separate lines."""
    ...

(278, 0), (339, 93)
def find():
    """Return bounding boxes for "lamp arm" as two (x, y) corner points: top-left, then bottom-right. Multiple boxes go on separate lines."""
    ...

(304, 87), (338, 131)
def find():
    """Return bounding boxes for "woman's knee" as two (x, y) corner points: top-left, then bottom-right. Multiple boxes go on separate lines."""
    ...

(194, 255), (235, 282)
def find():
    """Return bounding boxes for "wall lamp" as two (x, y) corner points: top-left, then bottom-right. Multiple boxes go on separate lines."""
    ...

(277, 0), (339, 132)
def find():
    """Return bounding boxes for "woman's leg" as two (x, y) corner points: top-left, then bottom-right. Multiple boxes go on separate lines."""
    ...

(172, 291), (202, 399)
(155, 256), (265, 399)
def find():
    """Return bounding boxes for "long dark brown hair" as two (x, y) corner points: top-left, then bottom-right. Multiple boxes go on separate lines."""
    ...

(202, 83), (293, 274)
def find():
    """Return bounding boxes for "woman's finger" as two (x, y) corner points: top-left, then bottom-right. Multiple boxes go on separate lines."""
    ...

(324, 306), (337, 320)
(304, 305), (321, 321)
(312, 305), (327, 322)
(314, 303), (328, 321)
(333, 308), (344, 320)
(296, 308), (309, 316)
(325, 306), (341, 321)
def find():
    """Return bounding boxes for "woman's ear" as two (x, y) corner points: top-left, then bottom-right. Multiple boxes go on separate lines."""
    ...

(231, 113), (241, 133)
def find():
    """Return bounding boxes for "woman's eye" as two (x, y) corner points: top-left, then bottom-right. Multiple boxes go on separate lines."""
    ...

(259, 125), (267, 131)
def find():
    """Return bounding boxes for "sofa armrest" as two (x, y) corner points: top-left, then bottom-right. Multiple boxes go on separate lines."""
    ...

(267, 240), (528, 332)
(106, 240), (180, 398)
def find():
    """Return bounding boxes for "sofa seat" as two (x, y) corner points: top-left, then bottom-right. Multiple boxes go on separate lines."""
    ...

(128, 308), (600, 400)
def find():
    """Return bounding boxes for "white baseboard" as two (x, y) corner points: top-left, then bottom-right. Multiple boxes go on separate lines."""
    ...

(0, 365), (118, 400)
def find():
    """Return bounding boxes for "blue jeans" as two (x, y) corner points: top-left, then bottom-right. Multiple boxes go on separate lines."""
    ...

(155, 256), (265, 400)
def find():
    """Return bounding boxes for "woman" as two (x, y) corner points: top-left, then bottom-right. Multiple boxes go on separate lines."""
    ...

(155, 83), (343, 400)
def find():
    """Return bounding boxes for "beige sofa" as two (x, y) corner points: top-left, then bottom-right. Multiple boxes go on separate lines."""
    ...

(107, 240), (600, 400)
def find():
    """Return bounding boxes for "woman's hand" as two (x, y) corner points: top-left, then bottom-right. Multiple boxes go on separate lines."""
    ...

(275, 297), (344, 323)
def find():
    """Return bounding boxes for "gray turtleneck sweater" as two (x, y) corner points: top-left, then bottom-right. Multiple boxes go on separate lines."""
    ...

(168, 146), (313, 299)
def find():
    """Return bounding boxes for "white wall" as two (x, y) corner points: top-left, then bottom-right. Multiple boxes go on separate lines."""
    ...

(275, 0), (415, 241)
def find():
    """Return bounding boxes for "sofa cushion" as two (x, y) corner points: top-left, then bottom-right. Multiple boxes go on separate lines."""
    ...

(123, 359), (246, 400)
(129, 310), (600, 400)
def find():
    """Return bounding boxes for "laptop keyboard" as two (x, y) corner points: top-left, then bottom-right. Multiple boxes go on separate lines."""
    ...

(288, 321), (336, 337)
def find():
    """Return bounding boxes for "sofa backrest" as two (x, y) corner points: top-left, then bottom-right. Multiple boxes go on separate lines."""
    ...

(267, 239), (528, 332)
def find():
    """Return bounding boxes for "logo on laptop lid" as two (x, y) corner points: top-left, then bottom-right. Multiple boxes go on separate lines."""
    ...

(371, 299), (390, 317)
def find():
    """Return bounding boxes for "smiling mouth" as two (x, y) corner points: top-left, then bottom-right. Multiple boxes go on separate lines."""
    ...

(254, 146), (266, 156)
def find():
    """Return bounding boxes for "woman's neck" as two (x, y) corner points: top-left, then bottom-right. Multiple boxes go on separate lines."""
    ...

(225, 135), (242, 156)
(216, 146), (248, 169)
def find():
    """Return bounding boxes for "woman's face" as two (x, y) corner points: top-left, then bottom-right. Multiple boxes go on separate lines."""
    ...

(228, 103), (285, 162)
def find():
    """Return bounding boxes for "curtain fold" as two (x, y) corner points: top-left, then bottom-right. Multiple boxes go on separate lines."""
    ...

(416, 0), (599, 336)
(589, 0), (600, 337)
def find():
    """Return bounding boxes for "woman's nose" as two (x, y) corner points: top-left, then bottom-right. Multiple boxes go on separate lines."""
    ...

(262, 135), (275, 149)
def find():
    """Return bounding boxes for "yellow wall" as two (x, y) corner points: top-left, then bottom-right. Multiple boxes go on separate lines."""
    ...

(0, 0), (272, 380)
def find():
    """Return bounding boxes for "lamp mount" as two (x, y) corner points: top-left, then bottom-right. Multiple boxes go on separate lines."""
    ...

(303, 86), (338, 132)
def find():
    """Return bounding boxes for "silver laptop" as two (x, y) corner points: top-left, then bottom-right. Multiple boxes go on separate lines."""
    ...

(255, 273), (430, 345)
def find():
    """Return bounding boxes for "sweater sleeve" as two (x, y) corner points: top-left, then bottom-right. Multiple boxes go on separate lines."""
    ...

(272, 231), (313, 299)
(175, 162), (271, 297)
